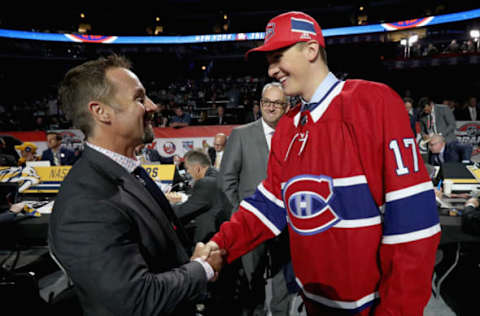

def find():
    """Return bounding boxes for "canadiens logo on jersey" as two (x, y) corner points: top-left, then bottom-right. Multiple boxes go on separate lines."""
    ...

(282, 175), (341, 236)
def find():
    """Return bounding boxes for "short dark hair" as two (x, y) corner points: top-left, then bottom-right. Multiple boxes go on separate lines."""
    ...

(403, 97), (414, 105)
(183, 149), (211, 167)
(418, 97), (432, 109)
(46, 131), (62, 141)
(58, 54), (132, 138)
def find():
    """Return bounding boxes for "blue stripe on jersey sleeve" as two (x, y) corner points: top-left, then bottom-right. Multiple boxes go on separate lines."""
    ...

(331, 184), (380, 220)
(383, 189), (439, 236)
(244, 188), (287, 232)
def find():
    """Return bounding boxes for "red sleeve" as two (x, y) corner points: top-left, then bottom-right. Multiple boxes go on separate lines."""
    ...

(211, 131), (287, 263)
(351, 81), (441, 314)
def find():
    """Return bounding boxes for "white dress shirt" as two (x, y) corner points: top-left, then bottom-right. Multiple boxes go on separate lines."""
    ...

(261, 118), (275, 151)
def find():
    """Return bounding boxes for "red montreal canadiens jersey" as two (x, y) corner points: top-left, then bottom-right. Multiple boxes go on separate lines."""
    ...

(212, 76), (441, 314)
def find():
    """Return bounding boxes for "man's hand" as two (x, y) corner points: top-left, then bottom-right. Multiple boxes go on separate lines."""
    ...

(9, 202), (25, 214)
(205, 249), (227, 273)
(466, 197), (479, 208)
(165, 192), (183, 204)
(191, 241), (220, 261)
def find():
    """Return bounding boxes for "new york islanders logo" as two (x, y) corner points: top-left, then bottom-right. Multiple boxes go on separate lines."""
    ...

(163, 142), (176, 155)
(65, 34), (118, 43)
(282, 175), (340, 236)
(381, 17), (434, 31)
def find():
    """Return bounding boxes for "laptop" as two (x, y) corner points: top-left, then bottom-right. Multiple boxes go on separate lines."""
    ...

(441, 162), (480, 193)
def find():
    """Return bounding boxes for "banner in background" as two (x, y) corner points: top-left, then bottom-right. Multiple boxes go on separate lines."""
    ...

(2, 125), (238, 159)
(6, 122), (478, 161)
(456, 121), (480, 161)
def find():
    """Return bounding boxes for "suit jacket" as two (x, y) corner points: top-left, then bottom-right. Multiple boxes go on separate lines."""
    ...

(219, 119), (268, 209)
(419, 104), (457, 143)
(173, 167), (231, 244)
(41, 147), (77, 165)
(409, 113), (417, 138)
(48, 146), (207, 316)
(215, 115), (229, 125)
(218, 119), (269, 280)
(428, 141), (473, 166)
(455, 105), (480, 121)
(207, 147), (216, 167)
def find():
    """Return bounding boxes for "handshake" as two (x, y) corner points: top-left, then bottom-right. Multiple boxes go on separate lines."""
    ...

(190, 241), (226, 281)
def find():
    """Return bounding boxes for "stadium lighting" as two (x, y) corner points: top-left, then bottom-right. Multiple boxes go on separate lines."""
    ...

(471, 29), (480, 40)
(400, 39), (407, 46)
(408, 34), (418, 45)
(471, 29), (480, 50)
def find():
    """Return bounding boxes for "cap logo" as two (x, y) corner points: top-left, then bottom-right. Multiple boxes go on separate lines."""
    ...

(265, 22), (275, 43)
(291, 17), (316, 36)
(300, 32), (312, 40)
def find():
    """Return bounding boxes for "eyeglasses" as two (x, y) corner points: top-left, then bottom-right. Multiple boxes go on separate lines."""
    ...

(260, 99), (287, 109)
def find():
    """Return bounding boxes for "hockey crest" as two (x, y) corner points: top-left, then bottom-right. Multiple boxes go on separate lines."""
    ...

(265, 22), (275, 43)
(282, 175), (340, 235)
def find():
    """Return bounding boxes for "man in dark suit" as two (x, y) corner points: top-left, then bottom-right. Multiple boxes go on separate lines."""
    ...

(428, 134), (472, 166)
(456, 96), (480, 121)
(218, 82), (293, 316)
(41, 131), (76, 165)
(214, 105), (229, 125)
(208, 133), (227, 169)
(244, 101), (262, 123)
(167, 149), (231, 245)
(49, 55), (225, 316)
(403, 97), (417, 138)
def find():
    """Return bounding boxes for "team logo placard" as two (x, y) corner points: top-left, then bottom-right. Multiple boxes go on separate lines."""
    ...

(65, 34), (118, 43)
(162, 142), (176, 155)
(182, 140), (194, 151)
(282, 175), (340, 235)
(381, 17), (434, 31)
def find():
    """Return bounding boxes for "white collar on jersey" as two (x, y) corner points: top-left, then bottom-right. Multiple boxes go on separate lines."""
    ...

(294, 72), (345, 127)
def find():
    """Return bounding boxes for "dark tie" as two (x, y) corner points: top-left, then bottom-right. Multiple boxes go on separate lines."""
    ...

(133, 166), (192, 248)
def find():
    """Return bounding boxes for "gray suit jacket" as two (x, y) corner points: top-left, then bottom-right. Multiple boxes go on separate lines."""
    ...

(419, 104), (457, 143)
(218, 119), (269, 280)
(219, 119), (269, 209)
(49, 146), (207, 316)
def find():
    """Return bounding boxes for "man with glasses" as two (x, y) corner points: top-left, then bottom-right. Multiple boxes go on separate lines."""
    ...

(218, 82), (292, 316)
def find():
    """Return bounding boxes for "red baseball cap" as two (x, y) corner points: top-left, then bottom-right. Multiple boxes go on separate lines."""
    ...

(246, 11), (325, 59)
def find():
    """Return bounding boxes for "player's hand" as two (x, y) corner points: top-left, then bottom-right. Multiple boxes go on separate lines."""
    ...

(206, 249), (227, 275)
(191, 241), (220, 261)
